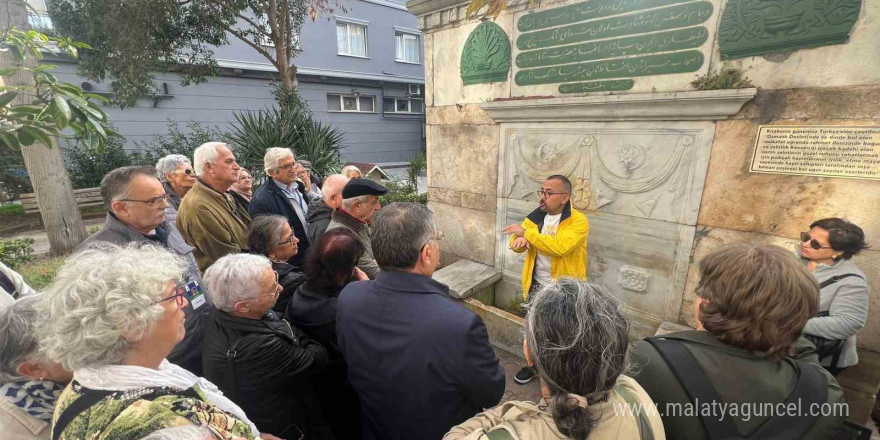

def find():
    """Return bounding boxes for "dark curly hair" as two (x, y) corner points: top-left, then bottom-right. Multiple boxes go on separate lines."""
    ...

(810, 218), (868, 260)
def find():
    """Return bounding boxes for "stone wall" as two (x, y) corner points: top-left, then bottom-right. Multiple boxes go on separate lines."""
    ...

(411, 0), (880, 423)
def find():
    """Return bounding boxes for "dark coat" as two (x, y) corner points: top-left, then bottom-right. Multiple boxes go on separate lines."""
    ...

(306, 198), (333, 244)
(228, 190), (250, 214)
(273, 261), (306, 315)
(336, 271), (506, 440)
(202, 310), (332, 439)
(631, 330), (845, 440)
(249, 180), (310, 267)
(78, 213), (211, 375)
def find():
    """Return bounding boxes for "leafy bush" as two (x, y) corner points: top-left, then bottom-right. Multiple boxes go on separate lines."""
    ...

(65, 133), (133, 188)
(407, 152), (426, 189)
(379, 180), (427, 205)
(0, 238), (36, 269)
(130, 121), (224, 167)
(691, 69), (754, 90)
(17, 256), (65, 289)
(225, 107), (344, 181)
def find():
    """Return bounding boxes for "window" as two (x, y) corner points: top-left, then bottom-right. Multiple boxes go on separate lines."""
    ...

(337, 21), (368, 57)
(395, 32), (420, 63)
(407, 84), (422, 96)
(383, 97), (424, 114)
(328, 94), (375, 112)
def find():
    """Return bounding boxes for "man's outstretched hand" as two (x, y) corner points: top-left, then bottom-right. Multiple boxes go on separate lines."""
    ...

(510, 236), (530, 250)
(503, 223), (526, 237)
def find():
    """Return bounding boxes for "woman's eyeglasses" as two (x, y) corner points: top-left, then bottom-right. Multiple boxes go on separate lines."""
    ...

(174, 168), (195, 176)
(800, 232), (832, 250)
(153, 283), (187, 308)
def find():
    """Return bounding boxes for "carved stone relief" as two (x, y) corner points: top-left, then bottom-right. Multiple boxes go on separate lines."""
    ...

(461, 22), (512, 85)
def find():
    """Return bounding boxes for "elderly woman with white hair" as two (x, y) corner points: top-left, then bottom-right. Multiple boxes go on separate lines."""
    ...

(36, 244), (279, 440)
(445, 279), (664, 440)
(202, 253), (331, 440)
(155, 154), (195, 225)
(0, 295), (72, 440)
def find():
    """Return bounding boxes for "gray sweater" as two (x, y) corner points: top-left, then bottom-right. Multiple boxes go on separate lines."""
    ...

(803, 258), (870, 368)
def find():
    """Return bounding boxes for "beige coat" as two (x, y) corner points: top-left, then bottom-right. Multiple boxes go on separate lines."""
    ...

(0, 397), (50, 440)
(444, 375), (664, 440)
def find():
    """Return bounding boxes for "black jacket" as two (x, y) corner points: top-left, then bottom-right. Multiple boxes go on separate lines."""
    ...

(202, 310), (332, 439)
(228, 190), (250, 214)
(249, 180), (310, 267)
(336, 271), (506, 440)
(273, 261), (306, 314)
(287, 282), (343, 358)
(306, 198), (333, 244)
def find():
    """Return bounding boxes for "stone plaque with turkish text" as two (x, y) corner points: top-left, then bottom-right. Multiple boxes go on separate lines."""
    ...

(750, 126), (880, 180)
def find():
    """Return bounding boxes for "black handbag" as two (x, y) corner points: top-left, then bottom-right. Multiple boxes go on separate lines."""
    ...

(804, 273), (865, 369)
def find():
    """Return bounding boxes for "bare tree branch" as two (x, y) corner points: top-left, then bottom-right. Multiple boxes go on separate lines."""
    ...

(205, 0), (271, 39)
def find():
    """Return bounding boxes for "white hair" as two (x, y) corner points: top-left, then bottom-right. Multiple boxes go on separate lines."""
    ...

(263, 147), (295, 173)
(35, 244), (186, 371)
(322, 174), (349, 201)
(202, 253), (273, 313)
(341, 195), (369, 210)
(341, 165), (362, 179)
(194, 142), (229, 176)
(0, 295), (43, 382)
(156, 154), (192, 182)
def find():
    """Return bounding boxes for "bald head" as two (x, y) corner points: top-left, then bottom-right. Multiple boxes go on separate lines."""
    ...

(322, 174), (350, 210)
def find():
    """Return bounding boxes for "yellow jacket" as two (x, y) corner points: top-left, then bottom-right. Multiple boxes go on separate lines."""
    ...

(509, 202), (588, 300)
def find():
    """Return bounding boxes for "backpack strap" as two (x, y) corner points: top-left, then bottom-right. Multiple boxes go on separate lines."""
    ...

(52, 386), (202, 440)
(615, 386), (655, 440)
(646, 337), (740, 439)
(819, 273), (863, 289)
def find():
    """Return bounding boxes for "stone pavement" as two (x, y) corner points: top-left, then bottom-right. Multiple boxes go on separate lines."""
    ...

(3, 218), (104, 256)
(494, 347), (542, 404)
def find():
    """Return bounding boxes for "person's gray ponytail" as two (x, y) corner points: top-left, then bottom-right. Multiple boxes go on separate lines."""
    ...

(524, 278), (631, 440)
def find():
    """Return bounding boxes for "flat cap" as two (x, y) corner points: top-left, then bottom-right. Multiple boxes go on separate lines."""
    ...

(342, 178), (388, 199)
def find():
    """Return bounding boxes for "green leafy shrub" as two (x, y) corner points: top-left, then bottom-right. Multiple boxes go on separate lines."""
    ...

(407, 152), (426, 189)
(129, 121), (224, 167)
(379, 180), (427, 205)
(225, 107), (344, 181)
(65, 133), (133, 188)
(691, 69), (754, 90)
(0, 238), (36, 269)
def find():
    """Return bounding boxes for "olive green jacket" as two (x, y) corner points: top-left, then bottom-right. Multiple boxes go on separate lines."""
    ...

(631, 330), (845, 440)
(177, 179), (250, 272)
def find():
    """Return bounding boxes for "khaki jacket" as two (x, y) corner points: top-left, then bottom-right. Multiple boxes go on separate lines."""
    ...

(444, 375), (664, 440)
(510, 202), (588, 300)
(0, 397), (50, 440)
(177, 179), (250, 271)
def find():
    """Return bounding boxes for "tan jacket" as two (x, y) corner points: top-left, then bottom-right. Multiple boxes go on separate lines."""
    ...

(444, 375), (664, 440)
(177, 179), (250, 272)
(0, 397), (50, 440)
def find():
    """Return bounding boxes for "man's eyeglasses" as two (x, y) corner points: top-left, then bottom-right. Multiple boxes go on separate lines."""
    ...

(153, 283), (187, 308)
(248, 271), (281, 301)
(800, 232), (832, 250)
(536, 190), (566, 199)
(276, 163), (296, 172)
(119, 194), (169, 208)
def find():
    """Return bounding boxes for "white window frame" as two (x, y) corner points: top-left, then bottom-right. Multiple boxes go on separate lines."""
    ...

(328, 93), (377, 113)
(394, 31), (420, 64)
(336, 17), (370, 58)
(407, 84), (422, 96)
(384, 97), (424, 115)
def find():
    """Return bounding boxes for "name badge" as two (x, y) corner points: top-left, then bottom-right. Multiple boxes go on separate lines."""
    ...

(182, 280), (206, 310)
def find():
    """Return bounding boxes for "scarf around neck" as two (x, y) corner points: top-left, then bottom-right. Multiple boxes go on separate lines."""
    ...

(1, 379), (64, 421)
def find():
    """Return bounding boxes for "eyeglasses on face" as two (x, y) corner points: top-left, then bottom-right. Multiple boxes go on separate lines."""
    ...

(800, 232), (832, 250)
(174, 168), (195, 176)
(153, 283), (187, 308)
(247, 271), (281, 301)
(278, 234), (296, 246)
(239, 174), (253, 181)
(536, 190), (566, 199)
(119, 194), (169, 208)
(276, 162), (296, 172)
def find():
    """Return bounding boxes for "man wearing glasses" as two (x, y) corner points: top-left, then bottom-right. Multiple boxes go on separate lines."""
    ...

(502, 174), (589, 385)
(77, 166), (211, 376)
(250, 147), (313, 268)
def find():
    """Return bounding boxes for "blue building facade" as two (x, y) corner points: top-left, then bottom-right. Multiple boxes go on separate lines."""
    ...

(37, 0), (426, 165)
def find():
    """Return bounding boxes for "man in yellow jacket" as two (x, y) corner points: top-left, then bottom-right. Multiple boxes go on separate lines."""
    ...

(503, 174), (588, 384)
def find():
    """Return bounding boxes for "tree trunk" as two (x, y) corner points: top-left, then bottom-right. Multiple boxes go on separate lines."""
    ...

(1, 1), (88, 255)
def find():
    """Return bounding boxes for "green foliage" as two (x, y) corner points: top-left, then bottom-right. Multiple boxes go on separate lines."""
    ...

(17, 256), (65, 289)
(379, 180), (427, 205)
(407, 152), (426, 189)
(691, 69), (754, 90)
(65, 132), (133, 188)
(225, 107), (344, 181)
(128, 121), (224, 167)
(0, 238), (36, 269)
(0, 204), (25, 216)
(0, 28), (116, 151)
